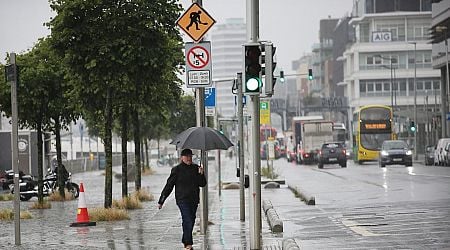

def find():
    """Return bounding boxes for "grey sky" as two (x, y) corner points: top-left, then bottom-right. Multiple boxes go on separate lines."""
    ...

(0, 0), (353, 73)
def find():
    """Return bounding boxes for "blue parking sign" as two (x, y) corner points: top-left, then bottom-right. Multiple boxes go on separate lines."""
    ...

(204, 87), (215, 107)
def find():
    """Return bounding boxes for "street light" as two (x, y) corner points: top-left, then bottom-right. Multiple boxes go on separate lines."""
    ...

(409, 42), (418, 160)
(376, 55), (394, 113)
(436, 25), (449, 138)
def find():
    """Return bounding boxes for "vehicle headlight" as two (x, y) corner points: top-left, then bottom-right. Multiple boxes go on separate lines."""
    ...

(406, 150), (412, 155)
(381, 150), (389, 156)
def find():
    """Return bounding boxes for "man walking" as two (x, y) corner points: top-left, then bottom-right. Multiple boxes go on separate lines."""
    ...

(158, 148), (206, 250)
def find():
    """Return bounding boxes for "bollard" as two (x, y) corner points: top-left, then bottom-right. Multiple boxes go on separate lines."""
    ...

(262, 199), (273, 213)
(282, 238), (300, 250)
(288, 185), (315, 205)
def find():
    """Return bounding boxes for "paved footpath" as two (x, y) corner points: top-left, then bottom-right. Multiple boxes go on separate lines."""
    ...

(0, 157), (301, 249)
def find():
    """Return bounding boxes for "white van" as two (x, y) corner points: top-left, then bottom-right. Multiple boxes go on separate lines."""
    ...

(434, 138), (450, 165)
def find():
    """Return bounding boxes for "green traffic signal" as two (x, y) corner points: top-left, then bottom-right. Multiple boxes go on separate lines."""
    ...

(244, 44), (262, 94)
(308, 68), (313, 80)
(409, 121), (416, 132)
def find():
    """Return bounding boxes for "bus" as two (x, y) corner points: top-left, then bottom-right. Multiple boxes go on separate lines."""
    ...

(353, 105), (395, 164)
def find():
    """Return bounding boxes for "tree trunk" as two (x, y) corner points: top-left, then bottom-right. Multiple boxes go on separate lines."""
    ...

(144, 139), (149, 169)
(104, 88), (113, 208)
(37, 122), (44, 204)
(133, 109), (141, 191)
(55, 116), (65, 198)
(121, 108), (128, 197)
(141, 138), (145, 170)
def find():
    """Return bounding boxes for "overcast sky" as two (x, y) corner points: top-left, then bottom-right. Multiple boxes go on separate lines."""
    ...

(1, 0), (353, 73)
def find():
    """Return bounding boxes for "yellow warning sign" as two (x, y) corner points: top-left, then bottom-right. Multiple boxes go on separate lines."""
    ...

(177, 3), (216, 43)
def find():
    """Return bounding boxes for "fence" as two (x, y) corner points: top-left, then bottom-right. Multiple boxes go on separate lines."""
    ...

(63, 153), (135, 174)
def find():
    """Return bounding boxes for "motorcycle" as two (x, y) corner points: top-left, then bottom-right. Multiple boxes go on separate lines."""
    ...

(2, 170), (34, 191)
(10, 168), (80, 201)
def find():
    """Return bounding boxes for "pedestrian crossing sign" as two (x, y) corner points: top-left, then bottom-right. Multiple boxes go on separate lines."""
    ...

(177, 3), (216, 43)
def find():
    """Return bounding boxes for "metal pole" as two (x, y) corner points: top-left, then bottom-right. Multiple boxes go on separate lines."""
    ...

(390, 56), (393, 113)
(445, 32), (450, 138)
(216, 117), (221, 197)
(413, 42), (418, 160)
(10, 53), (21, 246)
(191, 0), (208, 235)
(247, 0), (261, 248)
(237, 73), (245, 222)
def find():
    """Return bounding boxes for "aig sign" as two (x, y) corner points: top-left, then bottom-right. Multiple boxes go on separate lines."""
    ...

(372, 31), (392, 42)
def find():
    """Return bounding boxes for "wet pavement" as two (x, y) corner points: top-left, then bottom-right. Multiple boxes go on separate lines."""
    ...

(0, 157), (297, 249)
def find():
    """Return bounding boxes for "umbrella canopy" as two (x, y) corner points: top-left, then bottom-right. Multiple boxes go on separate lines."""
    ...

(170, 126), (233, 151)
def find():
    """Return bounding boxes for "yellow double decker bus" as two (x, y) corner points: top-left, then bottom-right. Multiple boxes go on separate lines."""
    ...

(353, 105), (395, 164)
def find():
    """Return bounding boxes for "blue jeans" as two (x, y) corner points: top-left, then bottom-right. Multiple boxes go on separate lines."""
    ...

(177, 202), (198, 246)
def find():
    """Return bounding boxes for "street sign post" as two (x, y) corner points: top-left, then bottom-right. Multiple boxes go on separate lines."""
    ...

(185, 42), (212, 87)
(177, 3), (216, 43)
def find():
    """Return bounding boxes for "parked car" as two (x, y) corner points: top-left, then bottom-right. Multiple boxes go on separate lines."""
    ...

(425, 145), (435, 166)
(434, 138), (450, 166)
(318, 142), (347, 169)
(379, 140), (412, 168)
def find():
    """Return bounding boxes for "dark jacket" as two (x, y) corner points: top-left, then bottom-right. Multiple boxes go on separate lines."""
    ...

(158, 162), (207, 205)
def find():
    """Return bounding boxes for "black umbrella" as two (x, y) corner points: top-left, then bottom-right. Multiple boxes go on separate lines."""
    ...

(170, 126), (233, 151)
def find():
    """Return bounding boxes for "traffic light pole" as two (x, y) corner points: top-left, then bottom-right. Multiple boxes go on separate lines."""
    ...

(237, 72), (246, 222)
(247, 0), (261, 249)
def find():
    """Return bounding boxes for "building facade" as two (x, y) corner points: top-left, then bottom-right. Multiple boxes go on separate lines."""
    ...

(210, 18), (246, 118)
(342, 0), (440, 148)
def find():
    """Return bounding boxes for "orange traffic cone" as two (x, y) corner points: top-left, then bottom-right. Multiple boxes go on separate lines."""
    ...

(70, 182), (96, 227)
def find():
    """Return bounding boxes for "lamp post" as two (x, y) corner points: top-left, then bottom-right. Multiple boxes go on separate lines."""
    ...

(436, 26), (449, 138)
(377, 55), (394, 114)
(410, 42), (418, 160)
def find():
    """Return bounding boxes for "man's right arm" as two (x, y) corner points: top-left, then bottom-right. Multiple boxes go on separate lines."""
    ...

(158, 167), (177, 207)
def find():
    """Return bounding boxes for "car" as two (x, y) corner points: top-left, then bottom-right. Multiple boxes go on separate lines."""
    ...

(425, 145), (435, 166)
(434, 138), (450, 166)
(379, 140), (412, 168)
(318, 142), (347, 169)
(260, 141), (281, 160)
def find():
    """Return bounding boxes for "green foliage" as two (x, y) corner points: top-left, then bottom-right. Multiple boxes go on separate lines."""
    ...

(168, 95), (196, 137)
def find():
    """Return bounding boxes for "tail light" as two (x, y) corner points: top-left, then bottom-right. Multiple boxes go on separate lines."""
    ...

(342, 149), (346, 155)
(318, 150), (322, 155)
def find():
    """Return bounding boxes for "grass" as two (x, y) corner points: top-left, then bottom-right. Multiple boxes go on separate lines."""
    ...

(0, 193), (14, 201)
(48, 190), (76, 201)
(0, 208), (33, 220)
(261, 166), (279, 179)
(89, 207), (130, 221)
(29, 200), (51, 209)
(113, 195), (142, 210)
(131, 188), (154, 202)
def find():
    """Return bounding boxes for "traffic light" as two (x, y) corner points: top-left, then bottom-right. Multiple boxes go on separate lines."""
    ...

(244, 44), (262, 95)
(262, 42), (277, 96)
(308, 68), (313, 80)
(279, 70), (285, 83)
(410, 121), (416, 132)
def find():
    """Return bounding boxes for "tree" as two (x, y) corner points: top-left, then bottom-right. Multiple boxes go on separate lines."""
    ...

(49, 0), (184, 207)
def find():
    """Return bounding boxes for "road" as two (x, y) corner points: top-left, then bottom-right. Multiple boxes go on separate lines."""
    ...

(271, 157), (450, 249)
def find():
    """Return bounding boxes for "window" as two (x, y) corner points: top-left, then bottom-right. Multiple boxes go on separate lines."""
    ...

(425, 81), (432, 90)
(417, 81), (424, 90)
(384, 83), (390, 91)
(368, 83), (374, 92)
(376, 83), (382, 91)
(360, 83), (366, 92)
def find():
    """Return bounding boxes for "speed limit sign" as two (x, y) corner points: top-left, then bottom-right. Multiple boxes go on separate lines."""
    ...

(185, 42), (212, 87)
